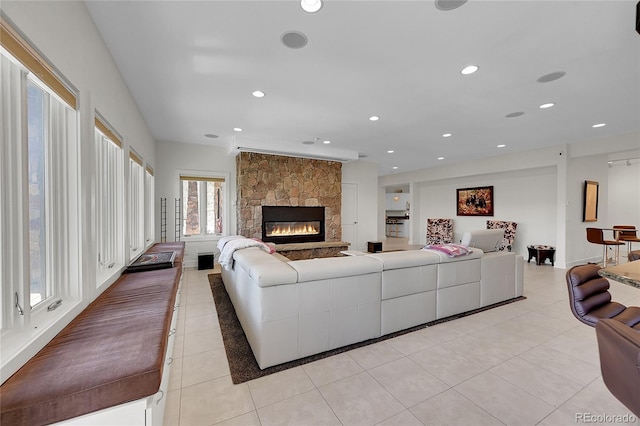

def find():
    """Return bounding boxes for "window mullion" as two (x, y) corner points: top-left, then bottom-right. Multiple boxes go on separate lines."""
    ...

(200, 181), (207, 236)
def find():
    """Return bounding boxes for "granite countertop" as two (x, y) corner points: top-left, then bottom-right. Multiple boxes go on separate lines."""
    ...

(598, 260), (640, 289)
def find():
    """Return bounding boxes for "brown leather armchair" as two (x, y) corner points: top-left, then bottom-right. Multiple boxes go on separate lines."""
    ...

(595, 319), (640, 417)
(566, 263), (640, 327)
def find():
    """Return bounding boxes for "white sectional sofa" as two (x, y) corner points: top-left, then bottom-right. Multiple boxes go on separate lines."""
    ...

(220, 231), (524, 370)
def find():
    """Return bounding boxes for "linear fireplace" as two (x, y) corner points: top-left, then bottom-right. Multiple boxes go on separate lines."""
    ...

(262, 206), (325, 244)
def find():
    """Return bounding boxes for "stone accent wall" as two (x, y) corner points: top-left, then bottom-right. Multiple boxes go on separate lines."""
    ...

(236, 152), (342, 241)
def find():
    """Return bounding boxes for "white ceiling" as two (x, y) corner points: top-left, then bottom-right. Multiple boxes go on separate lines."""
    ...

(85, 0), (640, 176)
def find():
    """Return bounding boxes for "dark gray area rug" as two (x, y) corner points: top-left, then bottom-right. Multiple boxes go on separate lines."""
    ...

(208, 273), (526, 384)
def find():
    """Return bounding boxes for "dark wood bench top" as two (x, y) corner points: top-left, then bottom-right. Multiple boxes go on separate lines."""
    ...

(0, 264), (182, 426)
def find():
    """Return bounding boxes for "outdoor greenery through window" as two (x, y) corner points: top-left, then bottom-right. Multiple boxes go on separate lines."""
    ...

(181, 176), (225, 237)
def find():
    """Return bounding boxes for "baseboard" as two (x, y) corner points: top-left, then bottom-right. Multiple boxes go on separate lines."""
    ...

(565, 256), (604, 269)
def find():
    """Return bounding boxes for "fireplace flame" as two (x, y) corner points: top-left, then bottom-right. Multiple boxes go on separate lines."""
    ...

(267, 223), (319, 237)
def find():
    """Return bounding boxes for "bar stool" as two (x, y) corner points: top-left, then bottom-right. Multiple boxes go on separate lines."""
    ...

(613, 225), (640, 258)
(586, 228), (624, 267)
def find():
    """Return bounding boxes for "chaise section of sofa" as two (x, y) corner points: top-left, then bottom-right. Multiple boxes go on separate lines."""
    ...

(223, 248), (384, 369)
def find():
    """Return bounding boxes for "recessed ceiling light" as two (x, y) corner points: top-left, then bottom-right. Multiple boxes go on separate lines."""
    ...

(252, 90), (265, 98)
(387, 150), (394, 154)
(437, 157), (445, 160)
(442, 133), (452, 138)
(537, 71), (566, 83)
(392, 166), (398, 170)
(300, 0), (322, 13)
(302, 140), (315, 145)
(539, 102), (555, 109)
(369, 115), (380, 121)
(505, 112), (525, 118)
(233, 127), (242, 132)
(204, 134), (218, 138)
(592, 123), (606, 128)
(497, 144), (506, 148)
(461, 65), (479, 75)
(323, 140), (331, 144)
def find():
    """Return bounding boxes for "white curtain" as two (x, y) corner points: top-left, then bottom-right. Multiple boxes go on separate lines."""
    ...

(129, 159), (144, 258)
(46, 94), (76, 297)
(96, 131), (121, 273)
(145, 170), (154, 244)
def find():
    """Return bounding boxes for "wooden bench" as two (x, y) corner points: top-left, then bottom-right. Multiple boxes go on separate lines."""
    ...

(0, 242), (185, 426)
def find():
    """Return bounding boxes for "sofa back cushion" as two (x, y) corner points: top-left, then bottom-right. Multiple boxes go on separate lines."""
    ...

(290, 256), (382, 282)
(367, 250), (440, 270)
(461, 229), (504, 252)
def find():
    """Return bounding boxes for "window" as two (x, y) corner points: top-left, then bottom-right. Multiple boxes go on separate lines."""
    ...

(180, 176), (226, 237)
(145, 166), (155, 245)
(129, 151), (145, 259)
(95, 117), (124, 284)
(1, 26), (79, 342)
(27, 78), (48, 307)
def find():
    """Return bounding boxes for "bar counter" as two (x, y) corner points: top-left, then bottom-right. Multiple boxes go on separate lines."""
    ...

(598, 260), (640, 289)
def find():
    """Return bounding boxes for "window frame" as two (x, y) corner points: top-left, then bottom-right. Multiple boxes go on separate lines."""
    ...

(1, 35), (82, 383)
(178, 171), (229, 241)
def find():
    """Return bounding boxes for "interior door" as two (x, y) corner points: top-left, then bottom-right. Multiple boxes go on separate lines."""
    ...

(342, 183), (358, 250)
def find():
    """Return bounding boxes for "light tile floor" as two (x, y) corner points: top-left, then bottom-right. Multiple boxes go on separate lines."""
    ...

(164, 249), (640, 426)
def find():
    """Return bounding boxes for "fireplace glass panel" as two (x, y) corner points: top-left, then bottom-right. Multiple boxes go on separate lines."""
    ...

(264, 221), (321, 238)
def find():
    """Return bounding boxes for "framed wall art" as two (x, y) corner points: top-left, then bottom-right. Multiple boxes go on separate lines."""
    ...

(456, 186), (494, 216)
(583, 180), (599, 222)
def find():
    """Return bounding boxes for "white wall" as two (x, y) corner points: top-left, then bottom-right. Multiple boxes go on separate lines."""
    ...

(155, 141), (236, 267)
(607, 151), (640, 228)
(2, 2), (155, 161)
(414, 167), (557, 257)
(565, 155), (610, 265)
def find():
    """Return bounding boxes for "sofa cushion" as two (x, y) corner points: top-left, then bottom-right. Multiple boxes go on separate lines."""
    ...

(460, 229), (504, 252)
(367, 250), (440, 270)
(0, 267), (181, 426)
(290, 256), (382, 282)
